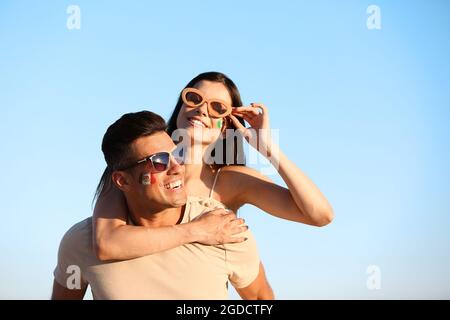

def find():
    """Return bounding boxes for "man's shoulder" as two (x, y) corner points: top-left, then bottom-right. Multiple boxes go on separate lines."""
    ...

(185, 196), (228, 221)
(54, 217), (96, 290)
(63, 217), (92, 240)
(59, 217), (93, 255)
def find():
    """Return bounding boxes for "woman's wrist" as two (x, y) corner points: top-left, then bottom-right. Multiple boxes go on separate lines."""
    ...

(260, 140), (281, 164)
(173, 222), (202, 244)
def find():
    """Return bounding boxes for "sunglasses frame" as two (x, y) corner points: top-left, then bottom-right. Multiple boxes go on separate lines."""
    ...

(181, 87), (232, 118)
(120, 149), (184, 172)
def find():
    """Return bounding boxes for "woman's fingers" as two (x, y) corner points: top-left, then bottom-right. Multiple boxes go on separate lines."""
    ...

(233, 105), (254, 112)
(232, 112), (255, 122)
(228, 218), (248, 233)
(228, 114), (246, 130)
(226, 236), (248, 243)
(234, 103), (267, 113)
(221, 217), (248, 243)
(229, 218), (245, 227)
(250, 103), (268, 113)
(233, 104), (266, 120)
(233, 108), (260, 117)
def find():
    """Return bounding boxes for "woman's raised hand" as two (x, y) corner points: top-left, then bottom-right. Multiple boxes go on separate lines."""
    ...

(228, 103), (273, 155)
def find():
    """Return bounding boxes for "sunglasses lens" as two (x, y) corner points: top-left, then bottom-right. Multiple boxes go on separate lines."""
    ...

(185, 91), (203, 106)
(210, 101), (229, 117)
(152, 162), (168, 172)
(151, 153), (170, 172)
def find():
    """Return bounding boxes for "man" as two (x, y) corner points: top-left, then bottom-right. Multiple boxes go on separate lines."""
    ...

(52, 111), (273, 299)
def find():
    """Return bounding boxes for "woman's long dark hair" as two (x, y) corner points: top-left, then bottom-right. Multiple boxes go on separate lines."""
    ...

(167, 72), (246, 170)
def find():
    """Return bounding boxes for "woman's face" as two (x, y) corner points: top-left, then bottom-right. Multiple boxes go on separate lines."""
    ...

(176, 80), (232, 144)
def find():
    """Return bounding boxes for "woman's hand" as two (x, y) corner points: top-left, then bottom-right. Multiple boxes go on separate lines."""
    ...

(228, 103), (273, 156)
(190, 209), (248, 245)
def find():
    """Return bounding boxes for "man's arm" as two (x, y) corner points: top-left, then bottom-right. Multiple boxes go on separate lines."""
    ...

(51, 279), (87, 300)
(235, 263), (274, 300)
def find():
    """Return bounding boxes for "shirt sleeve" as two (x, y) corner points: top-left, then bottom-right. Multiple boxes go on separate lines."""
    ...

(225, 229), (260, 289)
(53, 220), (89, 289)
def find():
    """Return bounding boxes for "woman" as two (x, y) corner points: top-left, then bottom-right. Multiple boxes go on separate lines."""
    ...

(93, 71), (334, 261)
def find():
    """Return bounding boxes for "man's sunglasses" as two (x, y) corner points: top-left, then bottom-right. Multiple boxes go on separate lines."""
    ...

(181, 87), (232, 118)
(120, 149), (185, 172)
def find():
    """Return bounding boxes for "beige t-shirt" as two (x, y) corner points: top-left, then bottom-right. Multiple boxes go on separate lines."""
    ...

(53, 196), (260, 300)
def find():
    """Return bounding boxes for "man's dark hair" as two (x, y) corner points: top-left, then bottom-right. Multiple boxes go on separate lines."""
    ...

(94, 110), (167, 201)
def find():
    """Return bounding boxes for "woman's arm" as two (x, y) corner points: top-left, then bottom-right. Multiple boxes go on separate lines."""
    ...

(228, 105), (334, 226)
(223, 152), (334, 226)
(93, 186), (248, 261)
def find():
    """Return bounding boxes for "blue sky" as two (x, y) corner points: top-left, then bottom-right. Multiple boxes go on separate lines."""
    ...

(0, 0), (449, 299)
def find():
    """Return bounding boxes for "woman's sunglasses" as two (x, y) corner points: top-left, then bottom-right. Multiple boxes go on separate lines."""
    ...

(181, 87), (232, 118)
(120, 148), (185, 172)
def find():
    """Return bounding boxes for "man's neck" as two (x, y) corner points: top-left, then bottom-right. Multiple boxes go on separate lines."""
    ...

(184, 142), (215, 180)
(184, 162), (211, 181)
(127, 202), (185, 228)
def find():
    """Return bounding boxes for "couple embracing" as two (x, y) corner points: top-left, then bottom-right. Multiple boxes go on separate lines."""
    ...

(52, 72), (333, 300)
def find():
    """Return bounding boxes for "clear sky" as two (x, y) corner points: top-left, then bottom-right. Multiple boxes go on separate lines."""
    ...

(0, 0), (449, 299)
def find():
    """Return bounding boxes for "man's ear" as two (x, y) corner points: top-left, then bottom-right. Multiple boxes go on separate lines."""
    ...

(111, 171), (131, 191)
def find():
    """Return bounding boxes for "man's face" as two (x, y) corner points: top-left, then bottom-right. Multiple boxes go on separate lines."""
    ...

(118, 131), (187, 210)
